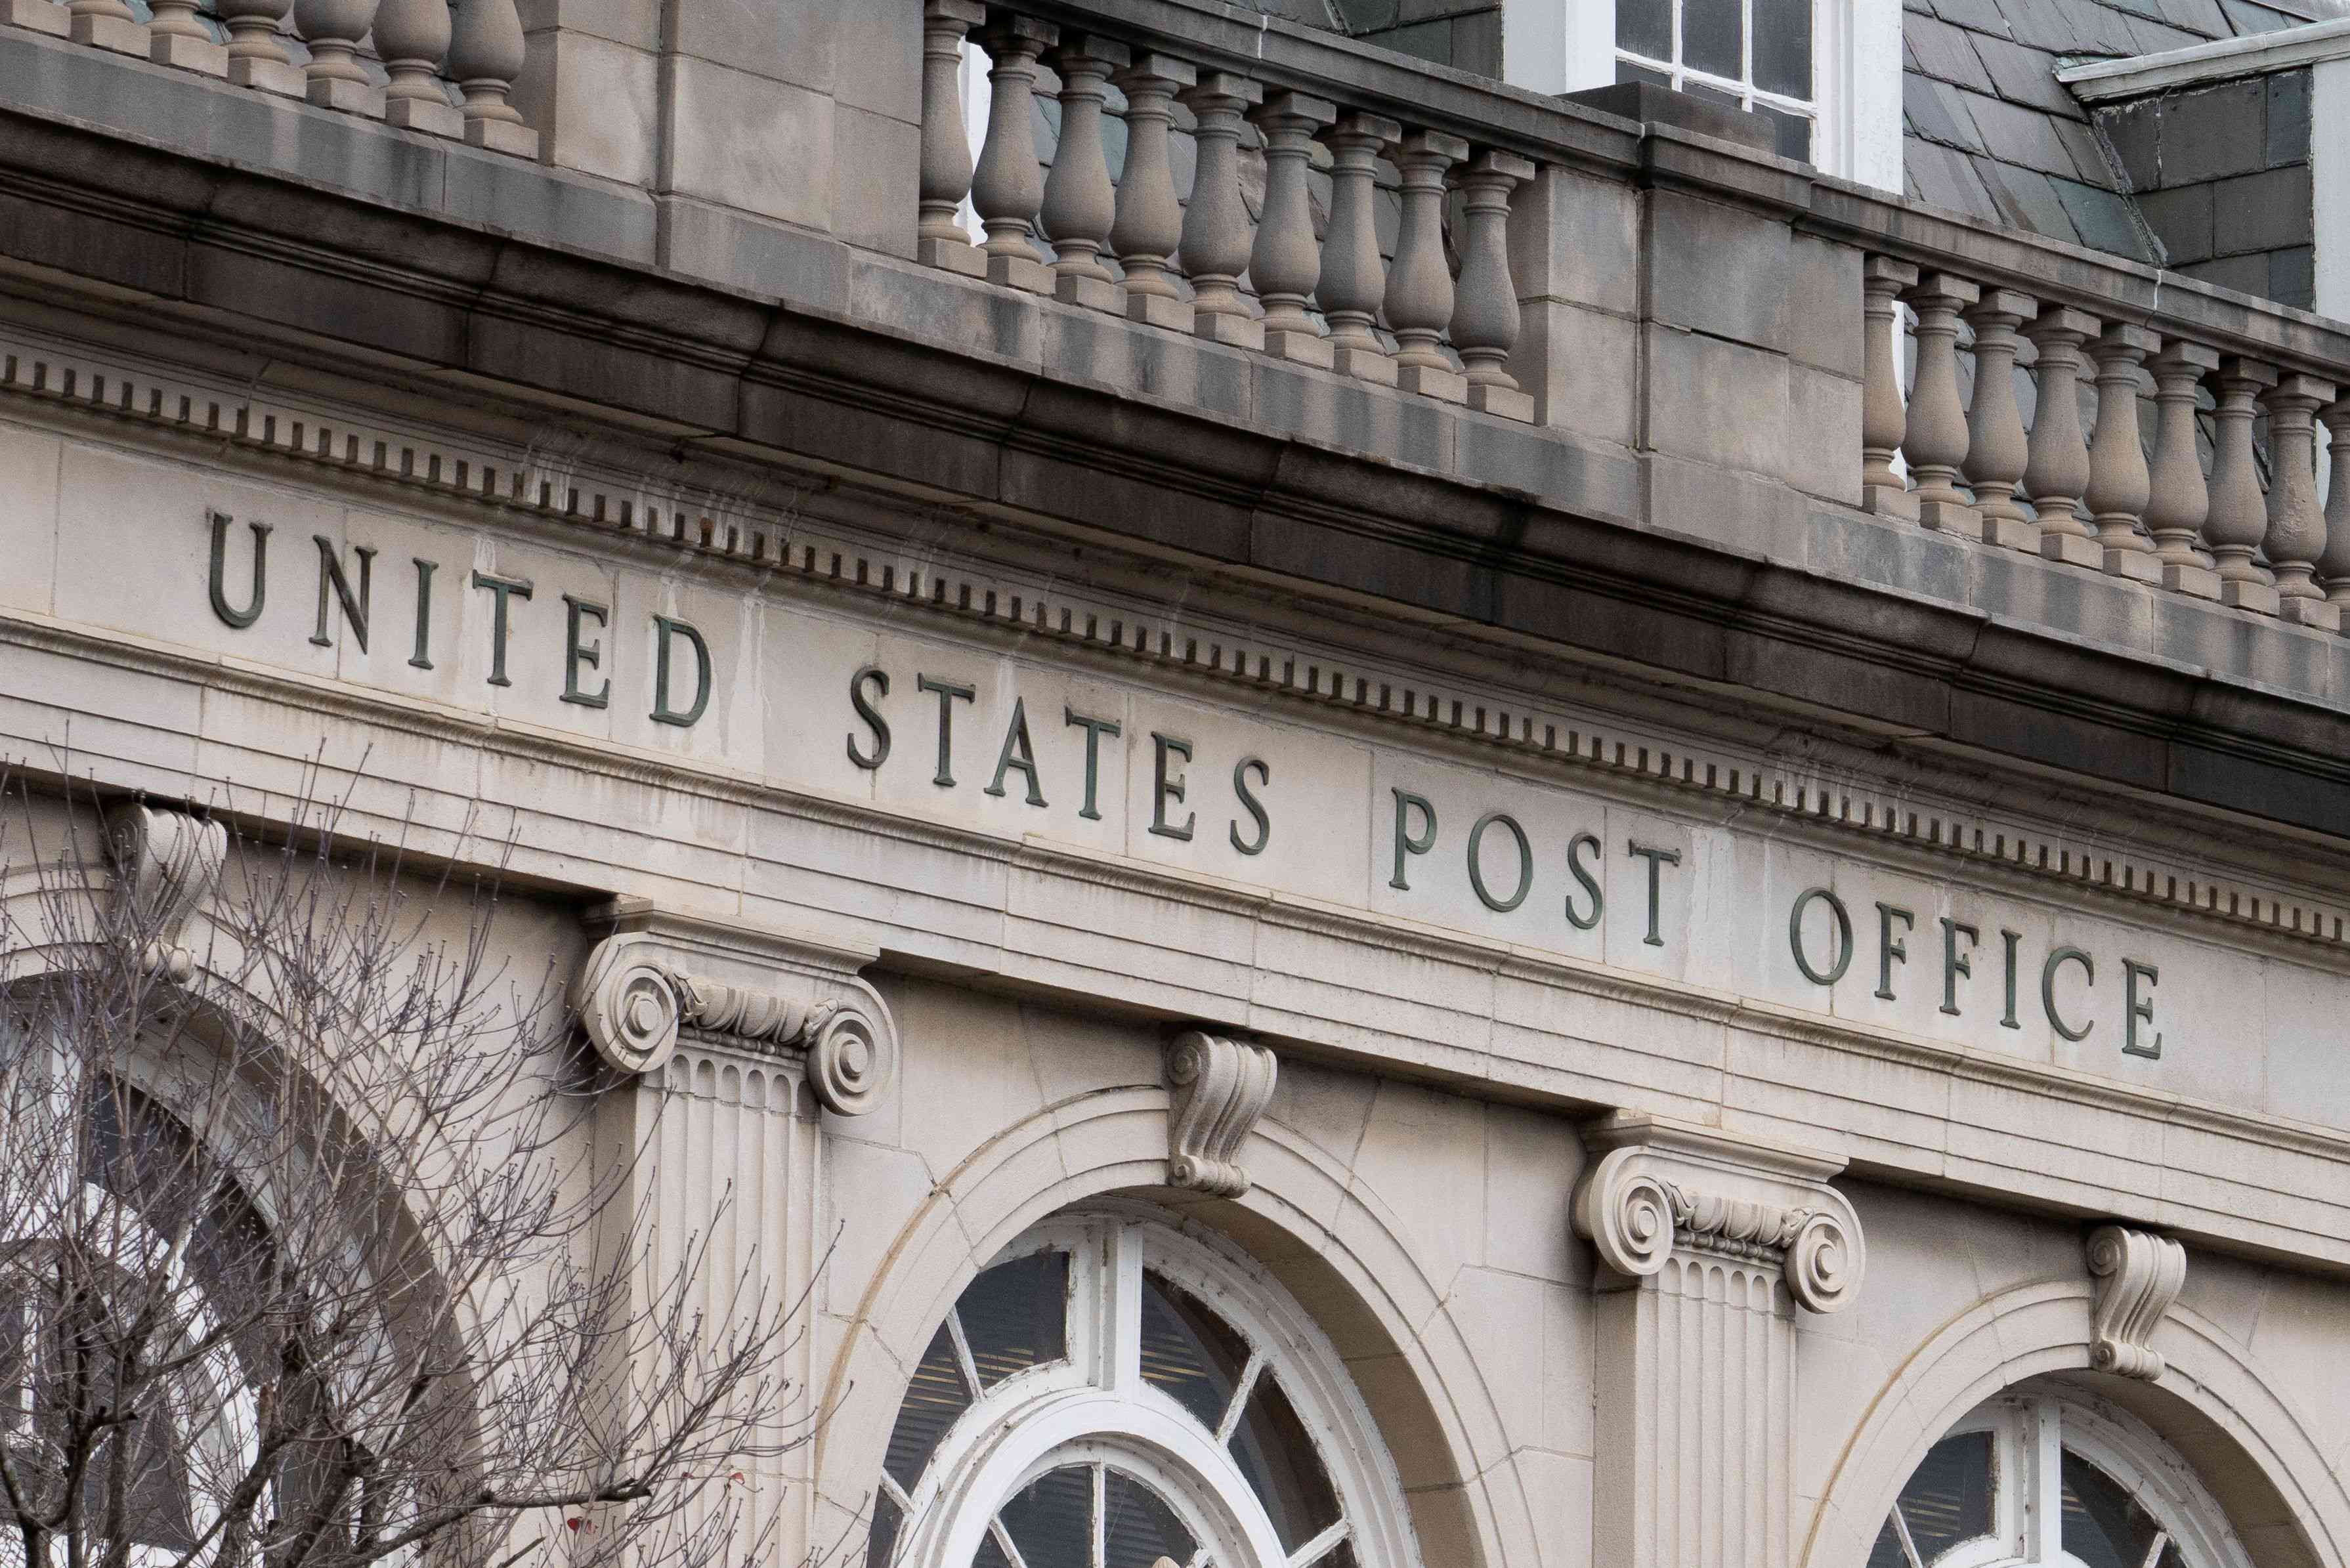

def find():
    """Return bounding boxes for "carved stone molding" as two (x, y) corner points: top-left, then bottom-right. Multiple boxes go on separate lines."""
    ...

(1571, 1112), (1866, 1314)
(102, 800), (228, 981)
(1163, 1029), (1277, 1197)
(573, 899), (899, 1116)
(2087, 1224), (2187, 1381)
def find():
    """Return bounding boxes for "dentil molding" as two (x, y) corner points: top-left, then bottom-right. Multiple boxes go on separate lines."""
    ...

(1164, 1029), (1279, 1197)
(103, 799), (228, 981)
(573, 898), (899, 1116)
(1571, 1111), (1866, 1314)
(2087, 1224), (2187, 1380)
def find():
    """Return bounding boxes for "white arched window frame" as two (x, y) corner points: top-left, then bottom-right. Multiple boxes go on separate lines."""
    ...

(872, 1206), (1424, 1568)
(1874, 1384), (2254, 1568)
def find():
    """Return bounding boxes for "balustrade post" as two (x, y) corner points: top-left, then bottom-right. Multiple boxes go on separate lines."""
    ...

(1860, 255), (1919, 518)
(1453, 148), (1537, 423)
(1387, 129), (1470, 403)
(66, 0), (144, 53)
(2085, 325), (2157, 582)
(2145, 340), (2221, 601)
(2023, 308), (2097, 566)
(2206, 356), (2281, 614)
(1317, 110), (1399, 386)
(1899, 272), (1980, 536)
(918, 0), (990, 278)
(1110, 53), (1197, 331)
(1039, 35), (1130, 312)
(1178, 71), (1266, 349)
(146, 0), (223, 70)
(970, 14), (1059, 294)
(1961, 289), (2036, 549)
(375, 0), (459, 135)
(1249, 91), (1340, 366)
(217, 0), (304, 95)
(2261, 373), (2338, 629)
(448, 0), (537, 156)
(2320, 401), (2350, 617)
(296, 0), (384, 113)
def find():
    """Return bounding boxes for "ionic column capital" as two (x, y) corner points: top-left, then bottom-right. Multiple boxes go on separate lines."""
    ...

(1571, 1112), (1866, 1315)
(573, 898), (899, 1116)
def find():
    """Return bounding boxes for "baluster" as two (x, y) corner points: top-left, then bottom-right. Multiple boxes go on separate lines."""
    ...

(1859, 256), (1919, 517)
(1249, 91), (1338, 366)
(1110, 53), (1196, 331)
(1452, 148), (1537, 423)
(1387, 129), (1469, 402)
(1899, 273), (1979, 536)
(1318, 110), (1399, 385)
(1178, 71), (1265, 349)
(376, 0), (459, 135)
(1961, 289), (2036, 549)
(1038, 35), (1128, 312)
(2206, 356), (2280, 614)
(67, 0), (144, 53)
(2085, 325), (2156, 582)
(296, 0), (383, 112)
(218, 0), (304, 95)
(918, 0), (989, 278)
(448, 0), (537, 156)
(2261, 373), (2338, 629)
(148, 0), (224, 72)
(2145, 340), (2220, 600)
(2320, 400), (2350, 618)
(2023, 308), (2097, 566)
(968, 16), (1059, 294)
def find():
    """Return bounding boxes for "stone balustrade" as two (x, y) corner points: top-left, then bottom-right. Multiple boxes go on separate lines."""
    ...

(917, 0), (1540, 420)
(1864, 253), (2350, 631)
(0, 0), (536, 156)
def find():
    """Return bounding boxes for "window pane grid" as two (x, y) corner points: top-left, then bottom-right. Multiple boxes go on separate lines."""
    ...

(1613, 0), (1815, 160)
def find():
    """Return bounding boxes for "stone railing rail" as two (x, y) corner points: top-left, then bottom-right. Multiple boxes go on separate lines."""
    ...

(4, 0), (534, 155)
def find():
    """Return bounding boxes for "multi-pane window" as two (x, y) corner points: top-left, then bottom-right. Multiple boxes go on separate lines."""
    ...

(1615, 0), (1817, 161)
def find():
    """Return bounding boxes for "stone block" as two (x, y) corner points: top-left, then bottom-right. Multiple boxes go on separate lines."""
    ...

(1333, 344), (1398, 386)
(1399, 362), (1468, 404)
(307, 77), (384, 116)
(513, 28), (654, 182)
(385, 95), (463, 138)
(517, 0), (662, 51)
(1468, 383), (1534, 423)
(1644, 187), (1789, 352)
(2162, 560), (2221, 600)
(1508, 161), (1639, 316)
(836, 0), (920, 121)
(228, 54), (305, 96)
(1980, 514), (2039, 551)
(1784, 360), (1860, 505)
(1785, 233), (1862, 378)
(2158, 77), (2266, 183)
(445, 144), (658, 261)
(1195, 311), (1264, 351)
(1917, 499), (1982, 539)
(1126, 292), (1194, 333)
(150, 29), (225, 74)
(2040, 532), (2102, 568)
(671, 0), (834, 93)
(2103, 547), (2162, 584)
(2280, 595), (2341, 631)
(2221, 577), (2281, 614)
(1, 0), (66, 37)
(68, 7), (142, 53)
(666, 56), (832, 229)
(1264, 328), (1336, 370)
(463, 116), (540, 159)
(986, 251), (1053, 295)
(1641, 324), (1785, 477)
(660, 193), (853, 307)
(1518, 300), (1634, 447)
(1860, 484), (1920, 522)
(832, 101), (916, 257)
(918, 236), (986, 278)
(2211, 164), (2313, 253)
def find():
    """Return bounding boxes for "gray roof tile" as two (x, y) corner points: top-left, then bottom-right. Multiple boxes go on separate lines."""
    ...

(1906, 75), (1985, 148)
(2124, 13), (2207, 46)
(2153, 0), (2232, 32)
(2220, 0), (2296, 28)
(1961, 88), (2089, 175)
(1929, 0), (2017, 35)
(1908, 14), (1999, 89)
(1906, 136), (2006, 221)
(1970, 33), (2088, 115)
(1978, 159), (2084, 241)
(2051, 177), (2157, 258)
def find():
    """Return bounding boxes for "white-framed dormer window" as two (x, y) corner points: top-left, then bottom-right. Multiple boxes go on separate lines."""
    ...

(1501, 0), (1904, 192)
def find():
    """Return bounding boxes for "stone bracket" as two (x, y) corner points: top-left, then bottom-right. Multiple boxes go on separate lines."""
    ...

(2086, 1224), (2187, 1380)
(1571, 1111), (1866, 1314)
(1163, 1028), (1277, 1197)
(574, 898), (898, 1116)
(103, 799), (228, 981)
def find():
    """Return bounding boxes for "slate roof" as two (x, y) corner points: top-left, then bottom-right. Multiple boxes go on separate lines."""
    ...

(1902, 0), (2338, 261)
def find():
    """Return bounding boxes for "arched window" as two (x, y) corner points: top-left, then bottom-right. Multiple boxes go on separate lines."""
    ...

(1869, 1384), (2252, 1568)
(866, 1208), (1420, 1568)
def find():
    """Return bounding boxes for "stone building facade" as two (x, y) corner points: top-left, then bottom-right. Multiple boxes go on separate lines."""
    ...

(5, 1), (2350, 1567)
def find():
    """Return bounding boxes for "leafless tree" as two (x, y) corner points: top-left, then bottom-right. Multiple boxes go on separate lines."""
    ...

(0, 770), (807, 1568)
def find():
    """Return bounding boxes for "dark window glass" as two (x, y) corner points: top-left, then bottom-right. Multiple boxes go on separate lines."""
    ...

(973, 1526), (1015, 1568)
(883, 1322), (972, 1492)
(1001, 1466), (1094, 1568)
(867, 1493), (902, 1568)
(1865, 1516), (1909, 1568)
(1140, 1271), (1252, 1432)
(1103, 1469), (1196, 1568)
(1896, 1431), (1996, 1563)
(1617, 0), (1673, 60)
(1683, 0), (1744, 79)
(1753, 0), (1813, 96)
(1228, 1371), (1342, 1552)
(2061, 1450), (2164, 1568)
(961, 1250), (1069, 1388)
(1758, 104), (1812, 161)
